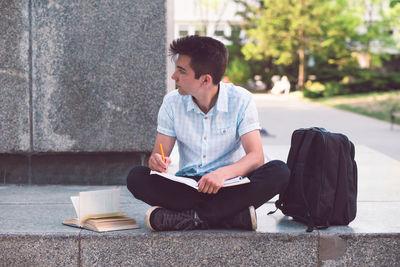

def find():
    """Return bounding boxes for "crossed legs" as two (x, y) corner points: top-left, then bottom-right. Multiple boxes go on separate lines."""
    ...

(127, 160), (290, 227)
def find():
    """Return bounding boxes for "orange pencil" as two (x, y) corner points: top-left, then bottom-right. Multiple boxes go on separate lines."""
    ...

(159, 143), (166, 163)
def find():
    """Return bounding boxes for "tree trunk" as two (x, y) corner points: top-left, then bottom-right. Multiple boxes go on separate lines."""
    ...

(297, 0), (306, 90)
(298, 48), (306, 89)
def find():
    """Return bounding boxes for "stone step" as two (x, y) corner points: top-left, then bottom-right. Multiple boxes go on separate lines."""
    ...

(0, 186), (399, 266)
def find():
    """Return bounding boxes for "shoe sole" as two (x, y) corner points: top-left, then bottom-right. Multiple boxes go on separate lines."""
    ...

(249, 206), (257, 231)
(145, 206), (161, 232)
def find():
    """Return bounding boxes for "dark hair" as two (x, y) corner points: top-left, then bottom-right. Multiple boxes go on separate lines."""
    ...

(169, 35), (228, 85)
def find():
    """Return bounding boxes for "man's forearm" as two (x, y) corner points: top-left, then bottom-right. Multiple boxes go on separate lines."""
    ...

(218, 151), (264, 180)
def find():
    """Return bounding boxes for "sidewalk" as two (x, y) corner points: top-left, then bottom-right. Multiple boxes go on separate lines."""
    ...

(255, 93), (400, 161)
(254, 93), (400, 203)
(1, 94), (399, 266)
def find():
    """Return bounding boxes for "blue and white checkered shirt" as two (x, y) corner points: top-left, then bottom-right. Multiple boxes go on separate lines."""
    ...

(157, 82), (261, 177)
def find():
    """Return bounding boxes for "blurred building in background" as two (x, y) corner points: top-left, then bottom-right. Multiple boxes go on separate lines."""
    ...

(173, 0), (246, 45)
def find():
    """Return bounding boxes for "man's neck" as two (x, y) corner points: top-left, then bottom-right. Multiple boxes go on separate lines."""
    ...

(193, 84), (220, 114)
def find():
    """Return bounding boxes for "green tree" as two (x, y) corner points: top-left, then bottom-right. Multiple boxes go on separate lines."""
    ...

(239, 0), (359, 89)
(224, 26), (250, 85)
(225, 57), (252, 85)
(387, 0), (400, 48)
(350, 0), (399, 68)
(391, 0), (400, 7)
(225, 24), (275, 87)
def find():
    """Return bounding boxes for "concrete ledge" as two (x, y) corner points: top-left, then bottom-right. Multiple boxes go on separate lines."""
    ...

(0, 152), (149, 184)
(1, 231), (398, 266)
(0, 186), (399, 266)
(319, 233), (400, 266)
(0, 234), (79, 267)
(79, 232), (318, 266)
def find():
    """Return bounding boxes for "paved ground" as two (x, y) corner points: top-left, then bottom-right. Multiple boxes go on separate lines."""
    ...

(255, 93), (400, 161)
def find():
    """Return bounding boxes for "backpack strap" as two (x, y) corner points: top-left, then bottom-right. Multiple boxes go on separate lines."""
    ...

(276, 130), (308, 208)
(273, 129), (318, 232)
(292, 157), (315, 232)
(291, 130), (317, 232)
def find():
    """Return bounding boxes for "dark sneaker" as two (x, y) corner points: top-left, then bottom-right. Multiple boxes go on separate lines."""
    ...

(220, 206), (257, 231)
(145, 206), (203, 231)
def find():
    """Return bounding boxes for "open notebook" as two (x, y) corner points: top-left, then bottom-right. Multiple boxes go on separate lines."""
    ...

(150, 171), (250, 189)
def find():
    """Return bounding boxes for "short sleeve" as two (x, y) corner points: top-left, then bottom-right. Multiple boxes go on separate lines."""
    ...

(237, 97), (261, 136)
(157, 96), (176, 137)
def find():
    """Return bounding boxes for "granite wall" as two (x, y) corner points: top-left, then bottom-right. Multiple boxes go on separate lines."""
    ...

(0, 0), (168, 184)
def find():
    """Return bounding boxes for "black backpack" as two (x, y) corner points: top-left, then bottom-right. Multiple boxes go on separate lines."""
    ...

(270, 127), (358, 232)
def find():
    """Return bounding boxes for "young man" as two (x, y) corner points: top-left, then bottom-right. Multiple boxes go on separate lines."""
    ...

(127, 35), (289, 231)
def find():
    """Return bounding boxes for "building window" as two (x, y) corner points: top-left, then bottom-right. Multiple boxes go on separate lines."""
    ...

(214, 30), (224, 37)
(179, 30), (188, 37)
(214, 25), (226, 37)
(195, 29), (206, 36)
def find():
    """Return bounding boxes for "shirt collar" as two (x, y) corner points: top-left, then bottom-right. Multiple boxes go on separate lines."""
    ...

(186, 82), (229, 113)
(215, 82), (228, 112)
(186, 96), (198, 112)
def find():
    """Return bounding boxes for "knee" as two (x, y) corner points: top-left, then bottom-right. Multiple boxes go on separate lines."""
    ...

(126, 166), (150, 193)
(265, 160), (290, 190)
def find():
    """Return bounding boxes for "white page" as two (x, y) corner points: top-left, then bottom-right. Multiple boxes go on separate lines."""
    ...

(150, 171), (250, 189)
(78, 188), (120, 222)
(150, 171), (198, 189)
(70, 196), (79, 217)
(223, 176), (250, 186)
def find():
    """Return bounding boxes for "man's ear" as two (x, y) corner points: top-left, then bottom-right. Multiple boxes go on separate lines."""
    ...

(201, 74), (213, 86)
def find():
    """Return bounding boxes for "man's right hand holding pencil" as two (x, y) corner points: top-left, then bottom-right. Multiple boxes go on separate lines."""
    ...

(149, 152), (171, 173)
(148, 135), (175, 173)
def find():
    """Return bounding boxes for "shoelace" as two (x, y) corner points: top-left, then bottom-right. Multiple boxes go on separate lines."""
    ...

(161, 211), (196, 230)
(174, 217), (197, 230)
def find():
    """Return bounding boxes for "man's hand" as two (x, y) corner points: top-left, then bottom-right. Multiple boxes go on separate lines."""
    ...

(148, 153), (171, 173)
(148, 133), (176, 173)
(197, 169), (227, 194)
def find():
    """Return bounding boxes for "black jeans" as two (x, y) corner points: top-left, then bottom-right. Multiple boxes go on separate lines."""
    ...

(126, 160), (290, 226)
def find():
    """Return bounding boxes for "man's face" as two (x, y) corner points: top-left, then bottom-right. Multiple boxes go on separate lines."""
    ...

(171, 54), (202, 96)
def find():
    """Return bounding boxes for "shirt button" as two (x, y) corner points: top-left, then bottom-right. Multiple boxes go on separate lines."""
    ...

(204, 136), (207, 140)
(222, 130), (226, 134)
(204, 116), (208, 120)
(203, 155), (206, 158)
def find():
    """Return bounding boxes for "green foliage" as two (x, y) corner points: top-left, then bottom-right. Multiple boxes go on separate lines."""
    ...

(390, 0), (400, 7)
(312, 91), (400, 125)
(225, 24), (275, 88)
(324, 81), (346, 97)
(225, 57), (252, 86)
(303, 81), (326, 98)
(387, 0), (400, 48)
(238, 0), (359, 88)
(303, 71), (400, 99)
(346, 71), (400, 93)
(234, 0), (400, 92)
(303, 81), (346, 98)
(349, 0), (400, 67)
